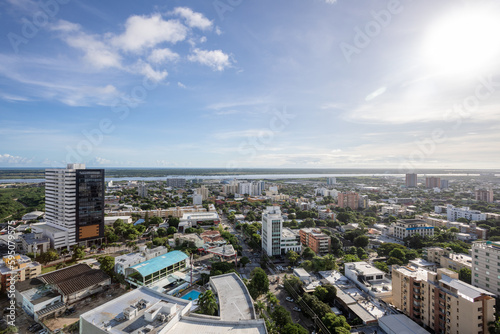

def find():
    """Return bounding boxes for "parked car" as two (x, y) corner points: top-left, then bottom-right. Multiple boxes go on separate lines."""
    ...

(286, 297), (294, 302)
(278, 284), (284, 289)
(293, 307), (301, 312)
(29, 324), (42, 332)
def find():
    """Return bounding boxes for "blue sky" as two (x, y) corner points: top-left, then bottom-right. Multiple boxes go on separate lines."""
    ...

(1, 0), (500, 169)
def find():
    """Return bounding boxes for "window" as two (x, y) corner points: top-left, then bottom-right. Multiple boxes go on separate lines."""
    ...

(486, 265), (490, 269)
(486, 252), (490, 256)
(486, 277), (490, 281)
(475, 261), (479, 265)
(475, 279), (478, 283)
(475, 273), (479, 277)
(486, 283), (490, 287)
(487, 271), (490, 275)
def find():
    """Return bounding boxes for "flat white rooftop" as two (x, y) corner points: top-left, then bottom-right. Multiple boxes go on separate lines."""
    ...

(210, 273), (256, 321)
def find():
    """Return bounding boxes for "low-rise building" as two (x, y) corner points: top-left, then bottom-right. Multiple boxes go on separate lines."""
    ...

(391, 219), (434, 240)
(114, 246), (169, 275)
(299, 228), (330, 255)
(379, 314), (431, 334)
(344, 262), (392, 302)
(178, 212), (220, 232)
(446, 205), (486, 222)
(19, 232), (50, 255)
(0, 254), (41, 292)
(80, 273), (266, 334)
(104, 215), (132, 225)
(16, 263), (110, 321)
(125, 251), (189, 288)
(280, 228), (302, 254)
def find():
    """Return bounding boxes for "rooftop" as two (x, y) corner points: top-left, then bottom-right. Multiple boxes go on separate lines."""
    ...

(210, 273), (256, 321)
(345, 262), (385, 277)
(379, 314), (431, 334)
(393, 266), (428, 281)
(129, 251), (188, 277)
(440, 274), (494, 301)
(39, 263), (110, 296)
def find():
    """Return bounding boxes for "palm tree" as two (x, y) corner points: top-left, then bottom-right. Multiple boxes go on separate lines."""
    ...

(254, 301), (265, 316)
(198, 290), (218, 316)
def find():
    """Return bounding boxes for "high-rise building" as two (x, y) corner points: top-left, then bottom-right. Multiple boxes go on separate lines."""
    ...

(471, 241), (500, 296)
(196, 185), (209, 200)
(238, 182), (252, 196)
(440, 179), (449, 189)
(475, 187), (494, 203)
(261, 206), (283, 256)
(405, 173), (417, 188)
(45, 164), (104, 247)
(192, 194), (203, 205)
(337, 192), (359, 210)
(392, 265), (495, 334)
(326, 177), (336, 185)
(425, 177), (441, 189)
(138, 182), (148, 197)
(166, 178), (186, 188)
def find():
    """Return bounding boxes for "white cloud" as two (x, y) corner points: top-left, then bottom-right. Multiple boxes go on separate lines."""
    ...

(112, 14), (188, 52)
(138, 62), (168, 82)
(172, 7), (213, 30)
(177, 82), (186, 88)
(0, 153), (33, 165)
(148, 48), (179, 64)
(323, 0), (337, 4)
(188, 48), (231, 71)
(215, 27), (222, 35)
(51, 20), (81, 33)
(68, 34), (122, 69)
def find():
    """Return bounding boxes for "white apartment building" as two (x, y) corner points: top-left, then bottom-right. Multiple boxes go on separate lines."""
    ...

(446, 205), (486, 222)
(44, 164), (105, 248)
(391, 220), (434, 240)
(261, 206), (283, 256)
(192, 194), (203, 205)
(280, 227), (302, 254)
(472, 241), (500, 296)
(344, 262), (393, 302)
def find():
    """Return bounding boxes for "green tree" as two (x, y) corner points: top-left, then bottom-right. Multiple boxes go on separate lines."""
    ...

(248, 267), (270, 299)
(167, 226), (177, 235)
(388, 248), (406, 262)
(156, 227), (168, 237)
(322, 312), (351, 334)
(168, 216), (180, 228)
(271, 305), (292, 329)
(282, 323), (308, 334)
(287, 250), (300, 265)
(353, 235), (369, 248)
(72, 246), (86, 261)
(198, 290), (218, 316)
(98, 256), (115, 276)
(302, 247), (315, 259)
(459, 267), (472, 284)
(39, 249), (59, 265)
(240, 256), (250, 267)
(374, 261), (389, 273)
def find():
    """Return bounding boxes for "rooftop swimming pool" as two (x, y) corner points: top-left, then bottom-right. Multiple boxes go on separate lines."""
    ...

(180, 290), (201, 301)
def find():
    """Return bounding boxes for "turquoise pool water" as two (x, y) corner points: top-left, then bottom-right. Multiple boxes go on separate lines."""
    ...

(181, 290), (201, 301)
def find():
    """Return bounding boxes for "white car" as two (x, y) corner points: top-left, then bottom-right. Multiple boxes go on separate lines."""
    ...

(286, 297), (294, 302)
(293, 307), (301, 312)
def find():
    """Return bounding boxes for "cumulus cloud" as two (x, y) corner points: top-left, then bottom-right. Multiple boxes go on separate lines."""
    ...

(188, 48), (231, 71)
(138, 62), (168, 82)
(148, 48), (180, 64)
(172, 7), (213, 30)
(112, 14), (188, 52)
(0, 154), (33, 165)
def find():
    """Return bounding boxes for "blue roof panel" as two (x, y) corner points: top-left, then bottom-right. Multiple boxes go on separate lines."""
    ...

(130, 251), (188, 277)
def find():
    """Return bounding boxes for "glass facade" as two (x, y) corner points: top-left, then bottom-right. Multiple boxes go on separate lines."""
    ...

(75, 169), (104, 242)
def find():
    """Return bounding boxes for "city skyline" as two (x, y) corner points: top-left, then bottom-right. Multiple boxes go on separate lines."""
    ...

(1, 0), (500, 169)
